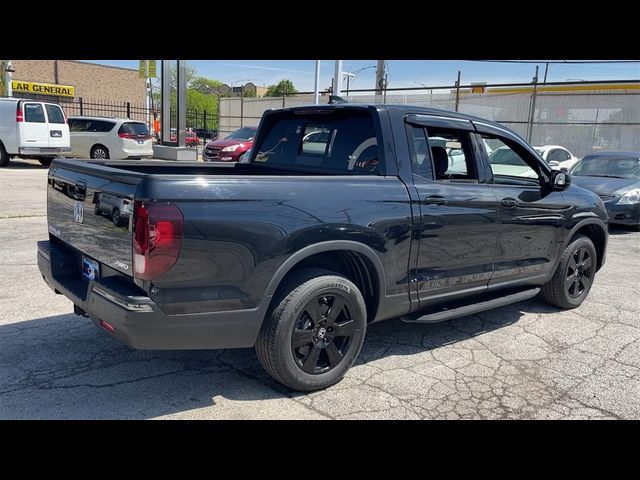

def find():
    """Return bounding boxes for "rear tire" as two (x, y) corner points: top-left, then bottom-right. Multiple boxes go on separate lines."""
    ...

(38, 157), (53, 167)
(256, 268), (367, 392)
(541, 235), (597, 309)
(90, 145), (110, 159)
(112, 208), (121, 227)
(0, 143), (9, 167)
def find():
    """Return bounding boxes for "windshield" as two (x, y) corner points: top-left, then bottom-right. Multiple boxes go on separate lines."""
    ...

(571, 155), (640, 179)
(226, 127), (256, 140)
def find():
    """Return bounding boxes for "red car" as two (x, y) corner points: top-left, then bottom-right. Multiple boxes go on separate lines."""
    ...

(203, 126), (257, 162)
(169, 130), (199, 147)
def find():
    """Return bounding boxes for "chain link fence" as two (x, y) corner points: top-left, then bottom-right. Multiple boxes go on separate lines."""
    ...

(219, 82), (640, 157)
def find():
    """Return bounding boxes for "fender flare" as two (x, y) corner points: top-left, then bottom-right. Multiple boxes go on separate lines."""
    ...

(563, 217), (607, 250)
(263, 240), (387, 302)
(558, 216), (608, 270)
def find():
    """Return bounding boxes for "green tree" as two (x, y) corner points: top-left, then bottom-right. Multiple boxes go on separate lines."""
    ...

(190, 76), (224, 94)
(265, 79), (298, 97)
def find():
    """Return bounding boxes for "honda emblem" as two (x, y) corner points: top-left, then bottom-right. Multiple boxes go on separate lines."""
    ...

(74, 201), (84, 223)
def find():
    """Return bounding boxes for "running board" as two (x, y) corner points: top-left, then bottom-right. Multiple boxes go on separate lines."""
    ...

(402, 288), (540, 323)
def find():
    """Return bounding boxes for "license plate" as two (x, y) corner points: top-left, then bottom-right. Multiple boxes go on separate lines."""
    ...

(82, 256), (99, 281)
(137, 140), (144, 144)
(50, 130), (62, 137)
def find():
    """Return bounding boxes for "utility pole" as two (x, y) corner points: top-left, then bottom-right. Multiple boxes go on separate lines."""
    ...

(333, 60), (343, 96)
(375, 60), (385, 103)
(5, 60), (14, 97)
(314, 60), (320, 105)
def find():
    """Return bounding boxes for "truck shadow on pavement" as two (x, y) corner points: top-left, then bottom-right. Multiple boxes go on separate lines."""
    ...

(0, 297), (553, 419)
(4, 159), (49, 170)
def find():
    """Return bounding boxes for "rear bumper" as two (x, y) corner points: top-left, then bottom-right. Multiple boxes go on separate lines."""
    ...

(19, 147), (71, 156)
(37, 239), (265, 350)
(122, 148), (154, 159)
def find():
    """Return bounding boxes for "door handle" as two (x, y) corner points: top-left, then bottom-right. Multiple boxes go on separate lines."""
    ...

(501, 197), (518, 208)
(424, 195), (447, 206)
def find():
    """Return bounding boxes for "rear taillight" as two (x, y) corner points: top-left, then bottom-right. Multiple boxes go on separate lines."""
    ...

(133, 201), (183, 281)
(16, 104), (23, 122)
(119, 133), (152, 140)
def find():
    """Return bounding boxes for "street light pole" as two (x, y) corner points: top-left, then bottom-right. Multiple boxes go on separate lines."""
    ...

(343, 72), (356, 96)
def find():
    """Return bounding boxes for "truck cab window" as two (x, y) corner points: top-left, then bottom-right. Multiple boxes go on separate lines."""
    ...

(481, 134), (541, 185)
(254, 111), (382, 175)
(426, 127), (476, 181)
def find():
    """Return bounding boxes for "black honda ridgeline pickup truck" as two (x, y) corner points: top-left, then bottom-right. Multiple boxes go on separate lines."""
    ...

(38, 104), (608, 391)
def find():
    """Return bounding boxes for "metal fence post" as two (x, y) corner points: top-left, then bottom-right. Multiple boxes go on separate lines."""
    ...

(527, 66), (540, 143)
(126, 101), (131, 119)
(240, 88), (244, 127)
(282, 95), (286, 108)
(454, 70), (461, 112)
(204, 110), (207, 130)
(79, 97), (83, 116)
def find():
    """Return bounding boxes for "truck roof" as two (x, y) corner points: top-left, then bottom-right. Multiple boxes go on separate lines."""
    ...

(273, 103), (519, 139)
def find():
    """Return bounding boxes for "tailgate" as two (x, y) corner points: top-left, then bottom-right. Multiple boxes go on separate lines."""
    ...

(47, 161), (141, 276)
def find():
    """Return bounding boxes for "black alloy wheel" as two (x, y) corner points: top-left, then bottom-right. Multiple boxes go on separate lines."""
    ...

(291, 293), (356, 375)
(565, 246), (593, 299)
(541, 235), (597, 309)
(255, 268), (367, 391)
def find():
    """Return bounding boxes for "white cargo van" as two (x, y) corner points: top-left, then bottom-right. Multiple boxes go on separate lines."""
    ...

(0, 98), (71, 167)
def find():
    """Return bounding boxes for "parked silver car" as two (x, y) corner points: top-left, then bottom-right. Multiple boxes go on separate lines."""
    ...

(68, 116), (153, 159)
(94, 192), (132, 227)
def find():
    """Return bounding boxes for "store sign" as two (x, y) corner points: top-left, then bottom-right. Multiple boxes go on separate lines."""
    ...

(11, 80), (75, 97)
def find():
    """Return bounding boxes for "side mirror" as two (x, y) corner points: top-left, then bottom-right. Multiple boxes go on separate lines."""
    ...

(552, 170), (571, 191)
(548, 160), (560, 168)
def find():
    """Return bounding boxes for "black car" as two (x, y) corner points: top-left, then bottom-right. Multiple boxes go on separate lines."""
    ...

(38, 104), (609, 391)
(570, 151), (640, 231)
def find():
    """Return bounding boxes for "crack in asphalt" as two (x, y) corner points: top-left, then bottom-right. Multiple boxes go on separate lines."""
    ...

(1, 214), (639, 419)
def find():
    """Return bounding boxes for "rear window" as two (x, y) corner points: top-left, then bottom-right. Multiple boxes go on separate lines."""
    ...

(24, 103), (46, 123)
(252, 110), (382, 175)
(118, 122), (149, 136)
(45, 104), (66, 124)
(227, 127), (257, 140)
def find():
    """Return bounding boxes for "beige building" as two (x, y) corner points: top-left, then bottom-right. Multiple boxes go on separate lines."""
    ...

(11, 60), (146, 105)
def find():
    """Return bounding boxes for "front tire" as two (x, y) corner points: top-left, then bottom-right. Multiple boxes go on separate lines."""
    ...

(541, 235), (597, 309)
(38, 157), (53, 167)
(256, 268), (367, 392)
(0, 143), (9, 167)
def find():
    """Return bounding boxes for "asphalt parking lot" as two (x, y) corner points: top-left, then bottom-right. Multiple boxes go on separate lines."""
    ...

(1, 158), (639, 419)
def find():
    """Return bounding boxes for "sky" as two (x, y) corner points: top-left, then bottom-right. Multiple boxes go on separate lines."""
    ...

(85, 60), (640, 92)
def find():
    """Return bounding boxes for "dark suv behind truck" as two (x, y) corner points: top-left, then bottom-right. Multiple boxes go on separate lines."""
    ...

(38, 104), (608, 391)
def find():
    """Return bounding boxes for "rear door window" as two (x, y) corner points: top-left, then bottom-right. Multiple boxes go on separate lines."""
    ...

(90, 120), (116, 132)
(45, 104), (66, 124)
(24, 103), (46, 123)
(253, 111), (381, 175)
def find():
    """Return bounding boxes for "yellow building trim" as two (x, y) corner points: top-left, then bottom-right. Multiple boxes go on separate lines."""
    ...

(11, 80), (75, 97)
(484, 83), (640, 94)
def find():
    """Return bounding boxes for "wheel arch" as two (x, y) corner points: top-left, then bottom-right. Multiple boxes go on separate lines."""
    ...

(263, 241), (386, 322)
(91, 144), (109, 157)
(564, 218), (608, 271)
